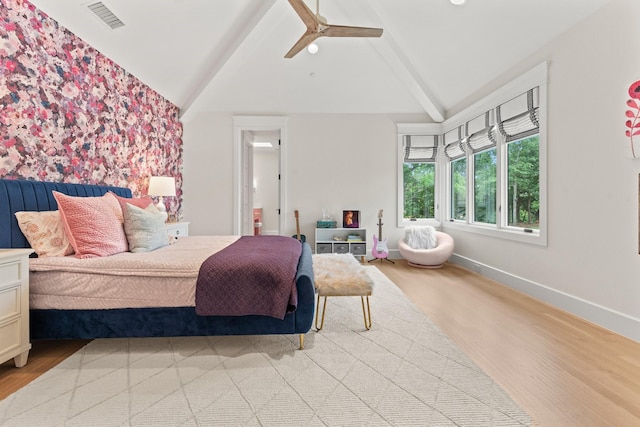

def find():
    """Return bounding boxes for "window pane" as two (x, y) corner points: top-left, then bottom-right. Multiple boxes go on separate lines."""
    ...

(403, 162), (435, 219)
(474, 148), (496, 224)
(450, 158), (466, 220)
(507, 135), (539, 229)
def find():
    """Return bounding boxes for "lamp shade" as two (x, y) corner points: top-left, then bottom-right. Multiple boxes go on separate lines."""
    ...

(147, 176), (176, 197)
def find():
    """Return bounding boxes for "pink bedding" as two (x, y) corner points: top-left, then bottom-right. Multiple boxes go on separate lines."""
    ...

(28, 236), (239, 310)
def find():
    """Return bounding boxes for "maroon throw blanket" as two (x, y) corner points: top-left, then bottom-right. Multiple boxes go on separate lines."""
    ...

(195, 236), (302, 319)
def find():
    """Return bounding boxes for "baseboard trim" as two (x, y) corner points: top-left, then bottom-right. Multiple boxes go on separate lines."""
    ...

(450, 254), (640, 343)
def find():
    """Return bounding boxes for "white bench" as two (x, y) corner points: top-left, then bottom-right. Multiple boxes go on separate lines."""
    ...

(312, 253), (374, 331)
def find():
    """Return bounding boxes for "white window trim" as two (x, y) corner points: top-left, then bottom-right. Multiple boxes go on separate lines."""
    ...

(398, 62), (548, 246)
(397, 123), (443, 229)
(446, 156), (467, 223)
(444, 62), (548, 246)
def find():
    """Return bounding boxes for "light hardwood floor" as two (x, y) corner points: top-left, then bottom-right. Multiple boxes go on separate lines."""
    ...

(374, 260), (640, 427)
(0, 339), (89, 401)
(1, 261), (639, 426)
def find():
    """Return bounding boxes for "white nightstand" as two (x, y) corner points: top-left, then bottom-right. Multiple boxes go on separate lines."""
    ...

(0, 248), (33, 368)
(166, 222), (189, 238)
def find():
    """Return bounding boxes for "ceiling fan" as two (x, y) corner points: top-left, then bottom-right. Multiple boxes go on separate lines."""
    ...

(285, 0), (383, 58)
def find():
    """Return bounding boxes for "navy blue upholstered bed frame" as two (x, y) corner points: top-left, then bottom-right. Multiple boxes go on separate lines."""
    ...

(0, 179), (315, 348)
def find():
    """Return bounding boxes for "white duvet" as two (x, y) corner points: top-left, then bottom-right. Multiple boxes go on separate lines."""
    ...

(29, 236), (239, 310)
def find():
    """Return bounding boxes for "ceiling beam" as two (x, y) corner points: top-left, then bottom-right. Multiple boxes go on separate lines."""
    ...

(180, 0), (277, 119)
(338, 2), (445, 122)
(372, 34), (446, 122)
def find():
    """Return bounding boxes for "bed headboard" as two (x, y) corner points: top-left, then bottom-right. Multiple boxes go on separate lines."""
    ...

(0, 179), (132, 249)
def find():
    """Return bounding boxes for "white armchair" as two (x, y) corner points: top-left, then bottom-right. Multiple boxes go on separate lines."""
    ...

(397, 227), (454, 269)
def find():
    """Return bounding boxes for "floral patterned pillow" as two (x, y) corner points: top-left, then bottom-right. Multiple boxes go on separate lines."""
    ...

(15, 210), (74, 257)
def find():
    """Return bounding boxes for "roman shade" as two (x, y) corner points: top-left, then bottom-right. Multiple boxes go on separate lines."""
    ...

(444, 126), (466, 160)
(497, 87), (540, 142)
(465, 111), (497, 154)
(403, 135), (438, 162)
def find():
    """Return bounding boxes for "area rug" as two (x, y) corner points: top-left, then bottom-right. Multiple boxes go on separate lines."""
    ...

(0, 267), (531, 426)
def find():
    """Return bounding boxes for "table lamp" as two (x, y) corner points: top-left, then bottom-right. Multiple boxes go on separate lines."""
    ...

(147, 176), (176, 221)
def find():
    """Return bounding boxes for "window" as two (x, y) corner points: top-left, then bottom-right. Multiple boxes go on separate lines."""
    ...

(444, 75), (546, 245)
(497, 87), (540, 231)
(404, 162), (435, 219)
(473, 148), (496, 224)
(463, 111), (499, 226)
(507, 135), (539, 229)
(450, 158), (466, 220)
(444, 127), (467, 221)
(397, 131), (439, 226)
(398, 62), (546, 244)
(459, 88), (540, 231)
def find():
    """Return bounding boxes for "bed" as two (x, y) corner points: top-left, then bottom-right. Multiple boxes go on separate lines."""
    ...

(0, 179), (315, 349)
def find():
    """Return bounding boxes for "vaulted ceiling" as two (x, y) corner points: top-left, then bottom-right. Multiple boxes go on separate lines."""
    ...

(29, 0), (609, 122)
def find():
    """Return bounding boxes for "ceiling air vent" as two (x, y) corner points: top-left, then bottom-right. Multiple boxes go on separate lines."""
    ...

(87, 2), (124, 29)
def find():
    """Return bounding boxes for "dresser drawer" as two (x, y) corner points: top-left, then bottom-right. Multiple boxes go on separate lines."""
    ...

(0, 286), (20, 323)
(0, 318), (21, 355)
(0, 261), (20, 287)
(166, 222), (189, 238)
(0, 249), (32, 367)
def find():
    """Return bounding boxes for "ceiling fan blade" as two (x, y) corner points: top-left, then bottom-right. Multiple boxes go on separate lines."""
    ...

(323, 24), (383, 38)
(284, 0), (383, 58)
(284, 31), (321, 58)
(287, 0), (318, 29)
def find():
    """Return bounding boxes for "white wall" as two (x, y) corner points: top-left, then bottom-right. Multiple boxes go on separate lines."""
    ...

(181, 0), (640, 342)
(183, 112), (425, 241)
(444, 0), (640, 341)
(181, 112), (235, 236)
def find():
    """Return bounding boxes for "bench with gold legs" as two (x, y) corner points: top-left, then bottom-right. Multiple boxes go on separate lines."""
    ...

(315, 291), (372, 331)
(312, 253), (374, 331)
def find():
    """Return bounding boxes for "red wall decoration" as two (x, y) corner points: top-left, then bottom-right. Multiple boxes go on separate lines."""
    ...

(625, 80), (640, 158)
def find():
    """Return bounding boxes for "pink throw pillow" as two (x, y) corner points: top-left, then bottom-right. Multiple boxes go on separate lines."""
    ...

(15, 210), (74, 257)
(53, 191), (128, 259)
(110, 192), (153, 218)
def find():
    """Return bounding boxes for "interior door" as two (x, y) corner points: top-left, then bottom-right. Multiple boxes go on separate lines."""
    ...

(233, 116), (287, 236)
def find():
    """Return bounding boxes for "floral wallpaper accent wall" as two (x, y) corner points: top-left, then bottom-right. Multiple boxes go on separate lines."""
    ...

(0, 0), (183, 218)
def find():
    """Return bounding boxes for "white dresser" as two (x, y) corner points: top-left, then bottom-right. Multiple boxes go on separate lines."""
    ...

(166, 222), (189, 238)
(0, 249), (33, 368)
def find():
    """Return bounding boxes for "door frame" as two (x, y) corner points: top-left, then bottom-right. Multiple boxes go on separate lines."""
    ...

(232, 116), (287, 235)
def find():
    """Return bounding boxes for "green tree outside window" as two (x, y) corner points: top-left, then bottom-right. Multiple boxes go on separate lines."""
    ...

(403, 162), (435, 219)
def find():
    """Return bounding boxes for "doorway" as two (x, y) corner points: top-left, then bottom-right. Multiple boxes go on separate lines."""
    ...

(249, 130), (279, 235)
(233, 116), (287, 236)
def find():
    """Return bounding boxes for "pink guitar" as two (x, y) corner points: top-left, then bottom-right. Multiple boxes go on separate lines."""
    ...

(372, 209), (389, 259)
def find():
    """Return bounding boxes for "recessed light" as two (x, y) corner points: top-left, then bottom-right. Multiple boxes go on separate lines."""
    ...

(450, 0), (467, 5)
(253, 142), (273, 148)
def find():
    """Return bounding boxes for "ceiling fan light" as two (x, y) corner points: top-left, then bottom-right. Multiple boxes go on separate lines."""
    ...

(307, 43), (319, 54)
